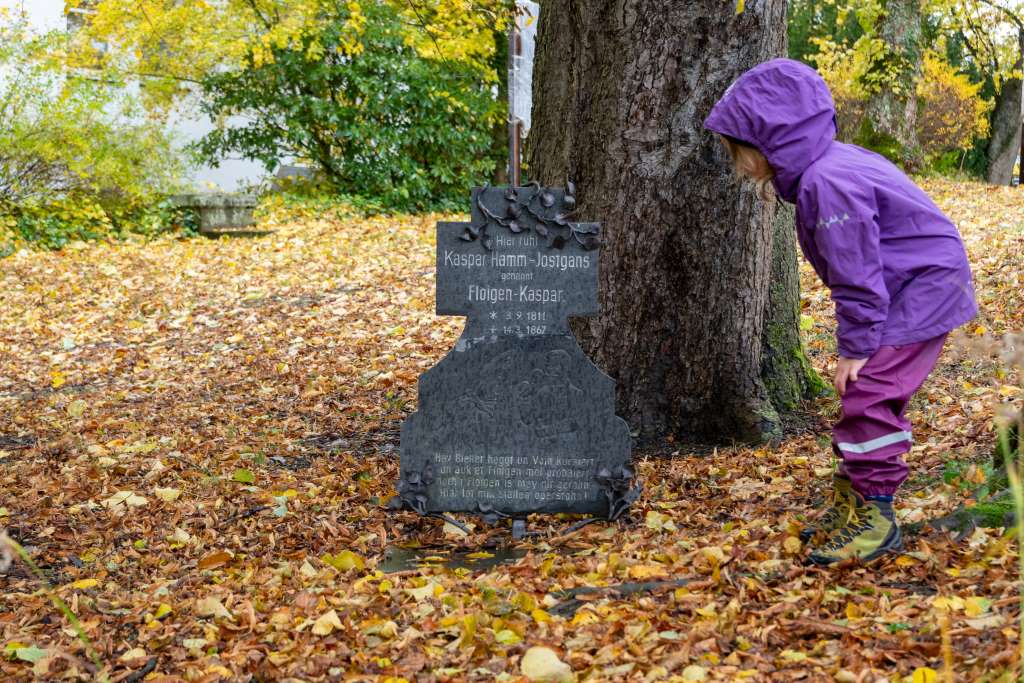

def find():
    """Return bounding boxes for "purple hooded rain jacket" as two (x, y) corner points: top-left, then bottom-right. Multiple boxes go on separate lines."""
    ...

(704, 58), (977, 359)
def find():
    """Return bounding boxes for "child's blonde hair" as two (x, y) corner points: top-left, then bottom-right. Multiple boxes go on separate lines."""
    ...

(720, 135), (774, 200)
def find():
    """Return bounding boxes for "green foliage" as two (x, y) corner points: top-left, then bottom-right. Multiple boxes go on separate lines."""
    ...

(196, 2), (501, 212)
(0, 18), (189, 252)
(0, 25), (186, 209)
(788, 0), (865, 64)
(0, 197), (199, 254)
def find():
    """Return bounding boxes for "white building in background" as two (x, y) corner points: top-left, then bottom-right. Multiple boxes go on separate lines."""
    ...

(1, 0), (268, 192)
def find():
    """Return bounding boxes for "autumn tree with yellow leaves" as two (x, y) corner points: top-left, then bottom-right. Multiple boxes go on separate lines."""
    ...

(67, 0), (511, 209)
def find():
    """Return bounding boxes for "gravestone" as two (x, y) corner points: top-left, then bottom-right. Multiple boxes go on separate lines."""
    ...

(391, 185), (638, 525)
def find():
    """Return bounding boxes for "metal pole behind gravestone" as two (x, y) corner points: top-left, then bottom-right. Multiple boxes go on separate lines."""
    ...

(508, 14), (522, 187)
(507, 1), (538, 187)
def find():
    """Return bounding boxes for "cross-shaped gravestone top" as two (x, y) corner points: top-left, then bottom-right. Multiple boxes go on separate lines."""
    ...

(392, 185), (638, 522)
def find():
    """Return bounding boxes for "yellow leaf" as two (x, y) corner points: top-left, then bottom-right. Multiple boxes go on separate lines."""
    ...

(783, 536), (802, 554)
(70, 578), (98, 590)
(628, 563), (667, 579)
(736, 0), (745, 14)
(702, 546), (727, 564)
(531, 608), (552, 623)
(153, 487), (181, 502)
(521, 646), (574, 682)
(312, 609), (342, 636)
(322, 550), (365, 571)
(695, 605), (717, 618)
(66, 400), (86, 418)
(932, 595), (964, 612)
(646, 510), (677, 531)
(154, 603), (173, 620)
(404, 581), (441, 602)
(964, 596), (992, 617)
(195, 597), (232, 620)
(495, 628), (521, 644)
(682, 665), (707, 681)
(119, 648), (146, 662)
(912, 667), (938, 683)
(101, 491), (148, 512)
(780, 649), (807, 662)
(443, 520), (468, 537)
(50, 370), (65, 389)
(895, 555), (918, 567)
(571, 609), (600, 626)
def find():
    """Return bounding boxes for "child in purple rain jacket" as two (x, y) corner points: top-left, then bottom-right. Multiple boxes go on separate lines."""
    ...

(704, 58), (978, 565)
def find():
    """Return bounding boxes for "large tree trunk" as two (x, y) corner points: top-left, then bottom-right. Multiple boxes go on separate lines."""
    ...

(529, 0), (814, 443)
(986, 31), (1024, 185)
(862, 0), (923, 166)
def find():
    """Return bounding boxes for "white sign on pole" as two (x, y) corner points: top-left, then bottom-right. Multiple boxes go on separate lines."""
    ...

(511, 0), (539, 135)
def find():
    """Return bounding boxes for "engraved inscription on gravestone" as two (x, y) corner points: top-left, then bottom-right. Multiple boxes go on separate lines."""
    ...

(392, 185), (638, 520)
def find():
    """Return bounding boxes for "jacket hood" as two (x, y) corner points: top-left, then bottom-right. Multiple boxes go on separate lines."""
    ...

(703, 58), (836, 202)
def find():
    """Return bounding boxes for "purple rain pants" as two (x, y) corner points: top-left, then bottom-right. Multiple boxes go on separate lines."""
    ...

(834, 334), (948, 497)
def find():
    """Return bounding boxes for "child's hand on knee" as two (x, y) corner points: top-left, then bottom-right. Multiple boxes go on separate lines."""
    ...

(835, 356), (869, 396)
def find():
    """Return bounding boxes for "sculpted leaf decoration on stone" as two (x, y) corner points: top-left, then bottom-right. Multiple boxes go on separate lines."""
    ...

(461, 182), (602, 252)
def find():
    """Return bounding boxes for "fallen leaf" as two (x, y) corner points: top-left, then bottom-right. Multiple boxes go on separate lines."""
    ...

(13, 645), (47, 664)
(101, 491), (148, 511)
(119, 648), (147, 662)
(682, 665), (707, 682)
(153, 487), (181, 502)
(312, 609), (343, 636)
(912, 667), (938, 683)
(322, 550), (365, 571)
(198, 551), (233, 570)
(521, 646), (574, 682)
(195, 597), (232, 620)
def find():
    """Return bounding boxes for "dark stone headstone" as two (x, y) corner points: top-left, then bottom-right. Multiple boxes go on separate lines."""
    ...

(393, 185), (638, 523)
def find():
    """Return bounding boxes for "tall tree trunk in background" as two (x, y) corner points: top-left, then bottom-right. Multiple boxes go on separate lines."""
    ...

(530, 0), (817, 443)
(762, 203), (824, 413)
(863, 0), (923, 165)
(986, 30), (1024, 185)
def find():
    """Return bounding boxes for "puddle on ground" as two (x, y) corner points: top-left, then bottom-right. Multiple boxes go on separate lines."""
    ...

(380, 545), (528, 573)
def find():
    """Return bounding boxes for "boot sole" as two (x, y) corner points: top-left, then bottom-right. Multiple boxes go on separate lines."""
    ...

(806, 525), (903, 567)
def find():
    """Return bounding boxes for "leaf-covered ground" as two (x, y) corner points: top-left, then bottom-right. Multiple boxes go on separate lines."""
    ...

(1, 178), (1022, 682)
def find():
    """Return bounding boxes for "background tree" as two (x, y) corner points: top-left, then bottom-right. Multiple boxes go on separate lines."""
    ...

(863, 0), (924, 164)
(73, 0), (509, 206)
(962, 1), (1024, 184)
(196, 2), (499, 210)
(529, 0), (816, 443)
(0, 13), (186, 252)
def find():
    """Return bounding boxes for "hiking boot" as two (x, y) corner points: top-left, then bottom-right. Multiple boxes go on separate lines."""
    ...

(799, 475), (855, 543)
(807, 495), (902, 566)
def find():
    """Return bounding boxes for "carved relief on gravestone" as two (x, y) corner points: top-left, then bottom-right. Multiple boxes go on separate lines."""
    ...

(391, 185), (639, 522)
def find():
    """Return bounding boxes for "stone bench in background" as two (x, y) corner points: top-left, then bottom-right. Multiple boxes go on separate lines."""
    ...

(172, 193), (271, 236)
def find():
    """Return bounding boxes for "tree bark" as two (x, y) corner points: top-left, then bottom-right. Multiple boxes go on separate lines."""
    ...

(863, 0), (923, 164)
(529, 0), (813, 443)
(986, 31), (1024, 185)
(762, 202), (824, 413)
